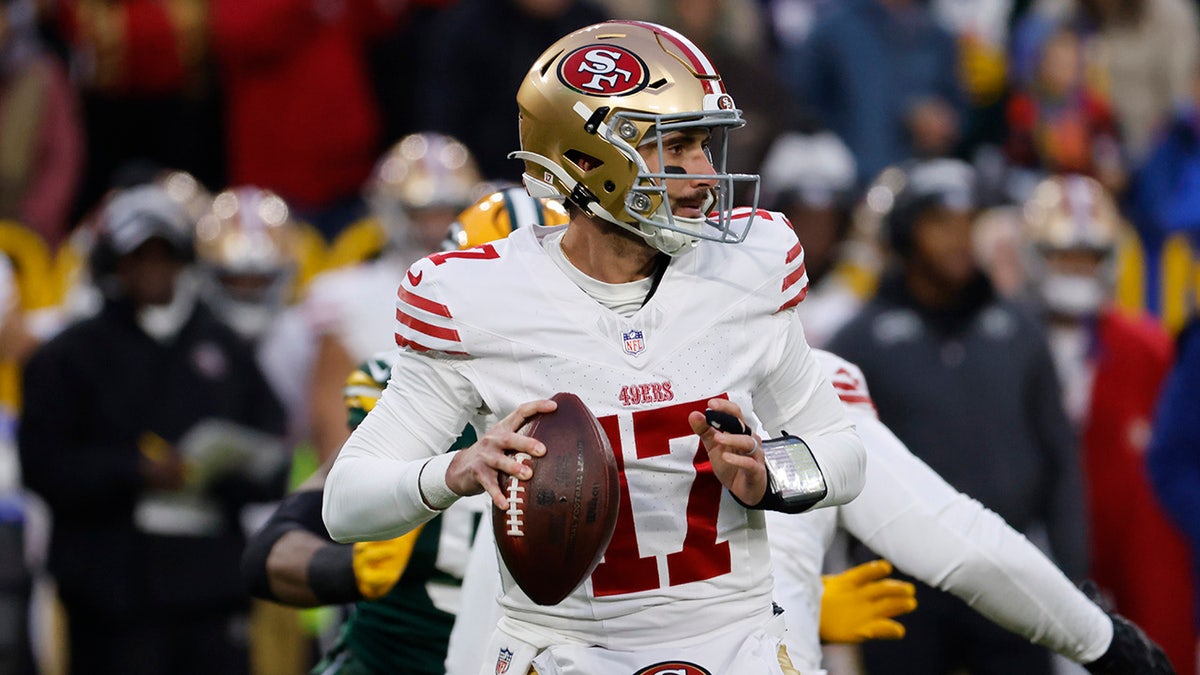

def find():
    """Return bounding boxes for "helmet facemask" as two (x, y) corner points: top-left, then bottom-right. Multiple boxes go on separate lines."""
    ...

(617, 110), (759, 254)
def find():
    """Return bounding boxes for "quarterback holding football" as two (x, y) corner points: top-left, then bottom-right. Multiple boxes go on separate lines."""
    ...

(324, 19), (867, 675)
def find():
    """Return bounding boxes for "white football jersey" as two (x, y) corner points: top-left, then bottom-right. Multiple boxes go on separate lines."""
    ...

(303, 255), (408, 362)
(325, 208), (865, 654)
(398, 208), (832, 648)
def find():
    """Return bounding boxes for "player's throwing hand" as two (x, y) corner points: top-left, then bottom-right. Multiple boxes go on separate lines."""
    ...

(689, 398), (768, 506)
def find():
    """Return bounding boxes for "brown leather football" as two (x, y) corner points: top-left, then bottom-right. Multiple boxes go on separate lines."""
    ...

(492, 392), (620, 606)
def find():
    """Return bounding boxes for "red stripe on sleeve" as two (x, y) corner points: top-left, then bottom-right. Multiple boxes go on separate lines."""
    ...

(398, 287), (453, 318)
(776, 286), (809, 312)
(782, 263), (807, 292)
(396, 308), (461, 342)
(785, 241), (803, 264)
(394, 334), (469, 357)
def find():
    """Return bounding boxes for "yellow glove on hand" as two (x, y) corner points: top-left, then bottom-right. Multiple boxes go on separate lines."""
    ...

(820, 559), (918, 644)
(351, 527), (421, 600)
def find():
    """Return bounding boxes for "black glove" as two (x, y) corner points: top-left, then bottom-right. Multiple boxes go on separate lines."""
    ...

(1081, 582), (1175, 675)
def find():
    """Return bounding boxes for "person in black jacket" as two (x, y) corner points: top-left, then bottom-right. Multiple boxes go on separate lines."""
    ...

(18, 184), (286, 675)
(827, 159), (1085, 675)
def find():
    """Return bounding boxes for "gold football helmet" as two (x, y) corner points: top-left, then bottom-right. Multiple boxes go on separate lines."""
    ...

(1022, 174), (1122, 317)
(512, 20), (759, 255)
(1022, 174), (1121, 253)
(367, 133), (484, 252)
(157, 170), (214, 225)
(194, 186), (299, 338)
(442, 187), (570, 251)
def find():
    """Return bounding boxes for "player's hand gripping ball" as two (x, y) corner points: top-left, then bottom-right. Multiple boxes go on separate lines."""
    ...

(492, 392), (620, 605)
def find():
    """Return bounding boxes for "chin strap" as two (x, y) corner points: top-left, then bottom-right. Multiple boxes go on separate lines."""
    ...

(512, 150), (693, 256)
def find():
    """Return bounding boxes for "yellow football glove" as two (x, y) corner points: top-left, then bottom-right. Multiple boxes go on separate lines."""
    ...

(351, 527), (421, 600)
(820, 559), (918, 644)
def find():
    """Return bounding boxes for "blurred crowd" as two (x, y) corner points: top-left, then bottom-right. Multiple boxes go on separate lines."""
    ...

(0, 0), (1199, 673)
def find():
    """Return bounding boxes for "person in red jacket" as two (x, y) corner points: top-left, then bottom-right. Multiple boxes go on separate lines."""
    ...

(209, 0), (406, 240)
(1024, 173), (1196, 674)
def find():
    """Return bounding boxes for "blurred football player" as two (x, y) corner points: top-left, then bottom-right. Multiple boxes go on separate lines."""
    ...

(242, 190), (565, 675)
(758, 130), (861, 348)
(195, 186), (315, 443)
(1024, 174), (1196, 673)
(324, 20), (868, 675)
(305, 133), (484, 461)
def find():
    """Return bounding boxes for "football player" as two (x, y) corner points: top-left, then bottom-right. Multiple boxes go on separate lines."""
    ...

(324, 20), (867, 675)
(1023, 175), (1195, 671)
(194, 186), (315, 444)
(305, 133), (485, 462)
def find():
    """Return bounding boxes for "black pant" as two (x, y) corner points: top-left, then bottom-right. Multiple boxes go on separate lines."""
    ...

(66, 606), (248, 675)
(860, 577), (1054, 675)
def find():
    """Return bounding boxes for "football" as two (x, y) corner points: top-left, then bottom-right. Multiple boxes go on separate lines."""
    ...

(492, 392), (621, 605)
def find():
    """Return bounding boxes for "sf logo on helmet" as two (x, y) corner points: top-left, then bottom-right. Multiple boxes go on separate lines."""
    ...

(559, 45), (649, 96)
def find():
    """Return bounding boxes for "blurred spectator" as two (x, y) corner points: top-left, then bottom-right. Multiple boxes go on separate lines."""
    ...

(0, 0), (83, 249)
(785, 0), (966, 188)
(827, 159), (1084, 675)
(304, 133), (483, 461)
(57, 0), (221, 224)
(1123, 65), (1200, 335)
(419, 0), (607, 182)
(1022, 0), (1200, 163)
(210, 0), (405, 241)
(1024, 174), (1195, 675)
(18, 184), (286, 675)
(365, 2), (453, 147)
(763, 0), (840, 50)
(1147, 316), (1200, 667)
(1004, 22), (1125, 193)
(930, 0), (1020, 152)
(759, 130), (863, 347)
(652, 0), (803, 189)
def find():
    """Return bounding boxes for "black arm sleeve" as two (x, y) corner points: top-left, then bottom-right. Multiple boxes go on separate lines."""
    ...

(241, 489), (359, 603)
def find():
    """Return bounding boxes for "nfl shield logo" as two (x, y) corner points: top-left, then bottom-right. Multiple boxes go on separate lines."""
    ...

(622, 329), (646, 356)
(495, 648), (513, 674)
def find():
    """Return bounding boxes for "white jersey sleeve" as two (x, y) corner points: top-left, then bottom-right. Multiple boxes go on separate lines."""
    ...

(753, 310), (865, 508)
(769, 349), (1113, 664)
(323, 347), (481, 541)
(837, 409), (1112, 662)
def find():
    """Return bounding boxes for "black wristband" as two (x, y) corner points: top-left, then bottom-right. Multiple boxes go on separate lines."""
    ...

(733, 434), (828, 514)
(241, 519), (301, 601)
(307, 543), (362, 605)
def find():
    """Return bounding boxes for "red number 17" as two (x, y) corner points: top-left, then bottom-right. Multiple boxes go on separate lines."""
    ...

(591, 398), (732, 596)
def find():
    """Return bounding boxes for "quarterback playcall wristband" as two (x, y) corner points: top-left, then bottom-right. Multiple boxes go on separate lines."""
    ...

(758, 434), (828, 513)
(704, 410), (828, 512)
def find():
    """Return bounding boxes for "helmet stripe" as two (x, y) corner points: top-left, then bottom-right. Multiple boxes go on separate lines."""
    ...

(608, 20), (722, 94)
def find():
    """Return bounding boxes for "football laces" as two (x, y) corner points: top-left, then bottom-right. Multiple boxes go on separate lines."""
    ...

(504, 453), (531, 536)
